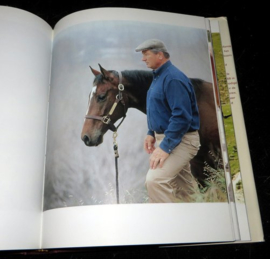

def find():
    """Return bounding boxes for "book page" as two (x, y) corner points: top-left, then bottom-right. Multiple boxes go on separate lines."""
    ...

(207, 17), (264, 243)
(0, 6), (52, 250)
(42, 8), (239, 248)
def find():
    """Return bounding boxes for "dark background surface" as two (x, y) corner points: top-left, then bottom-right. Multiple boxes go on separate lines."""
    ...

(0, 0), (269, 258)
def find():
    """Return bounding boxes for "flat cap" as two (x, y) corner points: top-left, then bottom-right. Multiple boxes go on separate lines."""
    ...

(135, 39), (168, 52)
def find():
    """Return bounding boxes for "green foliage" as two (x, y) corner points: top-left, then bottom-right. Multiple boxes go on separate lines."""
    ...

(212, 33), (229, 104)
(222, 104), (240, 177)
(211, 33), (240, 178)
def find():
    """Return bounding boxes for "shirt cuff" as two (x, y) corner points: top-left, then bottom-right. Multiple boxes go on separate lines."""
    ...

(147, 130), (155, 137)
(159, 141), (172, 154)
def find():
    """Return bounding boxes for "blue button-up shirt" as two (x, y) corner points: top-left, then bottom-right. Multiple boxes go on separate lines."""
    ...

(146, 60), (200, 153)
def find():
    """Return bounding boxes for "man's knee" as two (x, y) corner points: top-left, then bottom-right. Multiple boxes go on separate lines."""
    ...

(145, 170), (159, 189)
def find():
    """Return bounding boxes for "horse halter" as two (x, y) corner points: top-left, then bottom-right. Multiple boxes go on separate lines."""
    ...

(84, 71), (126, 204)
(84, 71), (126, 132)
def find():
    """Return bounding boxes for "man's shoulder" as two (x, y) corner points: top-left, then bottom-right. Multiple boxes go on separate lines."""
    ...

(165, 63), (190, 82)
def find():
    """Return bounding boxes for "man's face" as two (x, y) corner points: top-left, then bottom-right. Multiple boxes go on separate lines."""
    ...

(141, 50), (162, 70)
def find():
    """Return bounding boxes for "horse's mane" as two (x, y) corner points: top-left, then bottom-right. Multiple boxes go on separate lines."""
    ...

(122, 70), (153, 88)
(121, 72), (208, 97)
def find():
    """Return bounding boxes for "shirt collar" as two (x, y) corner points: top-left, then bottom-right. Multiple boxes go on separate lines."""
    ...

(153, 60), (172, 76)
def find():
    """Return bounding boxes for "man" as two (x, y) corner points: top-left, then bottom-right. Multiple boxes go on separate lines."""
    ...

(135, 39), (201, 203)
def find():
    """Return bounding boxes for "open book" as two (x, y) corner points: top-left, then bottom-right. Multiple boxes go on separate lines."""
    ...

(0, 6), (264, 251)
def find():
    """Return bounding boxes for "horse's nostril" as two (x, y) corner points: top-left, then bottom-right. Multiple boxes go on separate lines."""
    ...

(82, 135), (90, 146)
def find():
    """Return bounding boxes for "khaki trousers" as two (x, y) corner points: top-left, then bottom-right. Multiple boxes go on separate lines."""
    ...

(145, 131), (200, 203)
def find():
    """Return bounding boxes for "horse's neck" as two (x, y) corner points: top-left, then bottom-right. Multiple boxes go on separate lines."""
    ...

(122, 70), (152, 114)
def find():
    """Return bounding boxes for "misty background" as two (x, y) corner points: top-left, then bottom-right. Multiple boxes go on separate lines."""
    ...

(43, 20), (212, 210)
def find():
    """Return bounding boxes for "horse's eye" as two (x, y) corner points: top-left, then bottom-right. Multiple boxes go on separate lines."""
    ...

(97, 94), (106, 102)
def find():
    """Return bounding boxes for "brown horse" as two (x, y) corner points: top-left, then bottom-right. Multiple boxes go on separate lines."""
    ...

(81, 64), (222, 184)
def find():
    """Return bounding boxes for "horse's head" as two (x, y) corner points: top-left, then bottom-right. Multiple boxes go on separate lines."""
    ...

(81, 64), (127, 146)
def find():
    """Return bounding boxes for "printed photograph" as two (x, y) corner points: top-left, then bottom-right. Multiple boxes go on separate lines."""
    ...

(43, 19), (228, 210)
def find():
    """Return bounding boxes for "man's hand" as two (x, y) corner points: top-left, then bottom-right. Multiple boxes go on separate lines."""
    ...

(144, 135), (156, 154)
(149, 147), (169, 169)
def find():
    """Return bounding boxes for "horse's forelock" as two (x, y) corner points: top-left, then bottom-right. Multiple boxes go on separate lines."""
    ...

(92, 70), (118, 86)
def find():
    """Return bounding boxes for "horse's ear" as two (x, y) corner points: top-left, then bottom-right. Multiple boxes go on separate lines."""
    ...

(98, 64), (111, 78)
(89, 66), (101, 76)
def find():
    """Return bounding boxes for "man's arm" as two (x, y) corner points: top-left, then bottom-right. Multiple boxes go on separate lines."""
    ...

(159, 79), (193, 153)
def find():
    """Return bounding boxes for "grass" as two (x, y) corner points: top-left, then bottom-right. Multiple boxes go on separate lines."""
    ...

(62, 158), (228, 206)
(191, 154), (228, 203)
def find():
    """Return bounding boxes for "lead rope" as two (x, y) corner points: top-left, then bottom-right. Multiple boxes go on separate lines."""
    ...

(113, 131), (120, 204)
(112, 71), (124, 204)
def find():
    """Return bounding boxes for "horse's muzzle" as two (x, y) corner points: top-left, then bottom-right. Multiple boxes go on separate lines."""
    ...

(82, 134), (103, 146)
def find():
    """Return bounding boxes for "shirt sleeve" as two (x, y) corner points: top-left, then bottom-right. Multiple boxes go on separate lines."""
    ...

(147, 129), (155, 137)
(159, 79), (193, 153)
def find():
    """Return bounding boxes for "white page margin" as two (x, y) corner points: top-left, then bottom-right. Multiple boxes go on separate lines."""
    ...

(54, 7), (206, 36)
(0, 6), (52, 250)
(42, 203), (235, 248)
